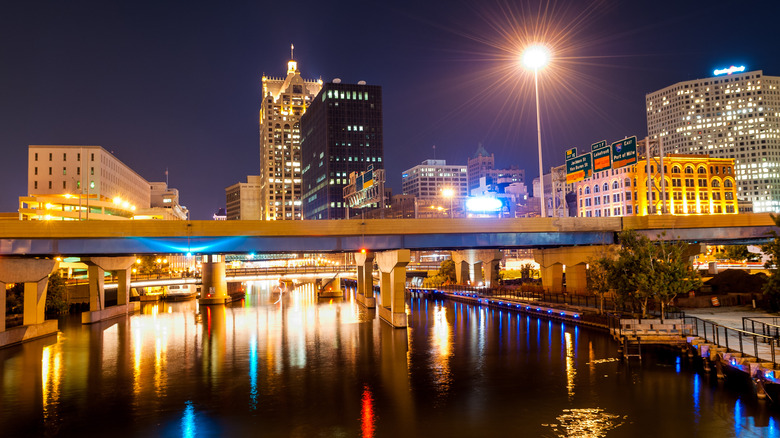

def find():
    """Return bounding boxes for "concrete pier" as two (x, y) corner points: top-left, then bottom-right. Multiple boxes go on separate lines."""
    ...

(451, 249), (503, 287)
(0, 257), (60, 348)
(81, 257), (139, 324)
(355, 251), (376, 308)
(376, 250), (410, 328)
(199, 254), (228, 305)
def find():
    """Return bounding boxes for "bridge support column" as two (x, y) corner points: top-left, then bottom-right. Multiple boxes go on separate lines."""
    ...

(200, 254), (228, 305)
(0, 257), (59, 348)
(565, 263), (588, 295)
(376, 250), (410, 328)
(82, 257), (139, 324)
(355, 251), (376, 308)
(451, 250), (503, 287)
(539, 263), (564, 293)
(454, 260), (469, 284)
(533, 246), (614, 294)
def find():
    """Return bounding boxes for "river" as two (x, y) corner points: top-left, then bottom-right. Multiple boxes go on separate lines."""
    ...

(1, 280), (778, 437)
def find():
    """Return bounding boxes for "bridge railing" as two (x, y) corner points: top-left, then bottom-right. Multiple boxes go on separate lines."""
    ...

(225, 265), (349, 277)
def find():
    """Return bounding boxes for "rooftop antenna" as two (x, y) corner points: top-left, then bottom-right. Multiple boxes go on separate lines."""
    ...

(432, 144), (436, 160)
(291, 43), (294, 60)
(165, 167), (169, 186)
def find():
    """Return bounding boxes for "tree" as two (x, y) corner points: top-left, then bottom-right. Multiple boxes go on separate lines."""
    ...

(586, 253), (614, 314)
(723, 245), (751, 262)
(609, 230), (701, 319)
(439, 260), (456, 284)
(762, 214), (780, 310)
(46, 273), (69, 315)
(520, 263), (538, 280)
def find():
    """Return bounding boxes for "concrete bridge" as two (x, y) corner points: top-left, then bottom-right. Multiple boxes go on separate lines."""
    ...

(1, 214), (776, 347)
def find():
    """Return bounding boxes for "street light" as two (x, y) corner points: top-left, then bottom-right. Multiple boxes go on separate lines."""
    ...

(441, 188), (455, 218)
(522, 44), (550, 218)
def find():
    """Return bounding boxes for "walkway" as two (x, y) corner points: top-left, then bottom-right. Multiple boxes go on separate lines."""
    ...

(685, 306), (780, 364)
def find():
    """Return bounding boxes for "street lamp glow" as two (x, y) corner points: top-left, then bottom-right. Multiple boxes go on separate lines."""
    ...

(522, 44), (551, 217)
(522, 45), (550, 70)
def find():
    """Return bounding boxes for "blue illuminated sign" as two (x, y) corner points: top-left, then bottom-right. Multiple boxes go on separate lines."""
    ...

(713, 65), (746, 76)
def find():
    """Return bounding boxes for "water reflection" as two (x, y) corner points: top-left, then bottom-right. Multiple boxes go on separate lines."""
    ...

(546, 408), (625, 437)
(430, 303), (453, 400)
(2, 281), (780, 436)
(361, 385), (375, 438)
(565, 331), (576, 400)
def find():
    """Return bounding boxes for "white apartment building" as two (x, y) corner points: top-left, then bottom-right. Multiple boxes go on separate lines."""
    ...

(646, 69), (780, 212)
(28, 145), (150, 207)
(401, 159), (468, 199)
(23, 145), (187, 220)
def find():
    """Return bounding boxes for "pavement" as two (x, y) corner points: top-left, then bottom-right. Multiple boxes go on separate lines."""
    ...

(684, 305), (777, 330)
(684, 305), (780, 363)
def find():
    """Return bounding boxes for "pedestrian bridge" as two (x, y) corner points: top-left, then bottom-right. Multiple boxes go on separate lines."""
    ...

(0, 214), (775, 256)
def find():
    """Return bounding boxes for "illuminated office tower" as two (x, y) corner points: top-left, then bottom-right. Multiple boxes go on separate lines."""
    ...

(301, 80), (384, 220)
(646, 68), (780, 212)
(259, 54), (322, 220)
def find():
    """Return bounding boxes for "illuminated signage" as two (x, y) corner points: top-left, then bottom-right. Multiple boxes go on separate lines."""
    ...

(466, 197), (503, 212)
(566, 153), (592, 184)
(713, 65), (746, 76)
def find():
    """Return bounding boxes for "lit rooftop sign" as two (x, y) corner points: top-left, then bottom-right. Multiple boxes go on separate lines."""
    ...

(713, 65), (746, 76)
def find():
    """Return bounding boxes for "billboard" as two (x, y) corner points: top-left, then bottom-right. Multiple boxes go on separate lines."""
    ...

(611, 136), (637, 169)
(566, 153), (592, 184)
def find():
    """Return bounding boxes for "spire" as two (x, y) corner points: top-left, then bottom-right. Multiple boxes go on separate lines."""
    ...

(287, 44), (298, 74)
(291, 43), (294, 60)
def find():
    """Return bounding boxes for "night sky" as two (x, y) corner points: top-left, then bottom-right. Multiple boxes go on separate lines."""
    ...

(2, 0), (779, 219)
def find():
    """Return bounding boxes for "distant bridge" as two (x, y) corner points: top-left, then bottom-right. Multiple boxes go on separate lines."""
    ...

(0, 214), (775, 256)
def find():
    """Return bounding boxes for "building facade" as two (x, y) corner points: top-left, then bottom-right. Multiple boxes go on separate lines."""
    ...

(646, 69), (780, 212)
(575, 155), (738, 217)
(467, 144), (524, 194)
(301, 81), (384, 220)
(225, 175), (262, 220)
(259, 58), (322, 220)
(402, 160), (467, 199)
(22, 145), (156, 220)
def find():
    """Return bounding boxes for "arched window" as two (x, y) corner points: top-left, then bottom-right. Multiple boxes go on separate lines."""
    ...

(578, 187), (583, 196)
(697, 166), (707, 174)
(712, 179), (721, 188)
(603, 182), (609, 191)
(594, 185), (600, 193)
(685, 166), (694, 174)
(724, 179), (733, 188)
(672, 166), (681, 174)
(584, 186), (591, 194)
(663, 166), (668, 173)
(710, 166), (714, 174)
(624, 178), (631, 187)
(612, 181), (620, 190)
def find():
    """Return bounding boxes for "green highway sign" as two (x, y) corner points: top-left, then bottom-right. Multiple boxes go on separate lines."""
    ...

(592, 145), (611, 173)
(565, 148), (577, 160)
(566, 152), (592, 184)
(591, 140), (608, 150)
(611, 136), (637, 169)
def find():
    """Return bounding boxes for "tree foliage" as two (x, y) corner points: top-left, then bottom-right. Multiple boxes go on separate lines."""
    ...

(46, 273), (69, 315)
(590, 230), (701, 318)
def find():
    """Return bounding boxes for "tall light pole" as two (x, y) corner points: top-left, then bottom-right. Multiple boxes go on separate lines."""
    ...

(522, 45), (550, 218)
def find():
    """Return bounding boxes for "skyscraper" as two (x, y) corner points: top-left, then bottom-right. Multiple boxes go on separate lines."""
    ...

(259, 54), (322, 220)
(646, 69), (780, 212)
(301, 80), (384, 220)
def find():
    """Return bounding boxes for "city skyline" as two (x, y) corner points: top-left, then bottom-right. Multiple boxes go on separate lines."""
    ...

(2, 0), (779, 219)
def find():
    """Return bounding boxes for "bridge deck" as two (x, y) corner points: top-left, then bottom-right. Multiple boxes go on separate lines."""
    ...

(0, 214), (774, 256)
